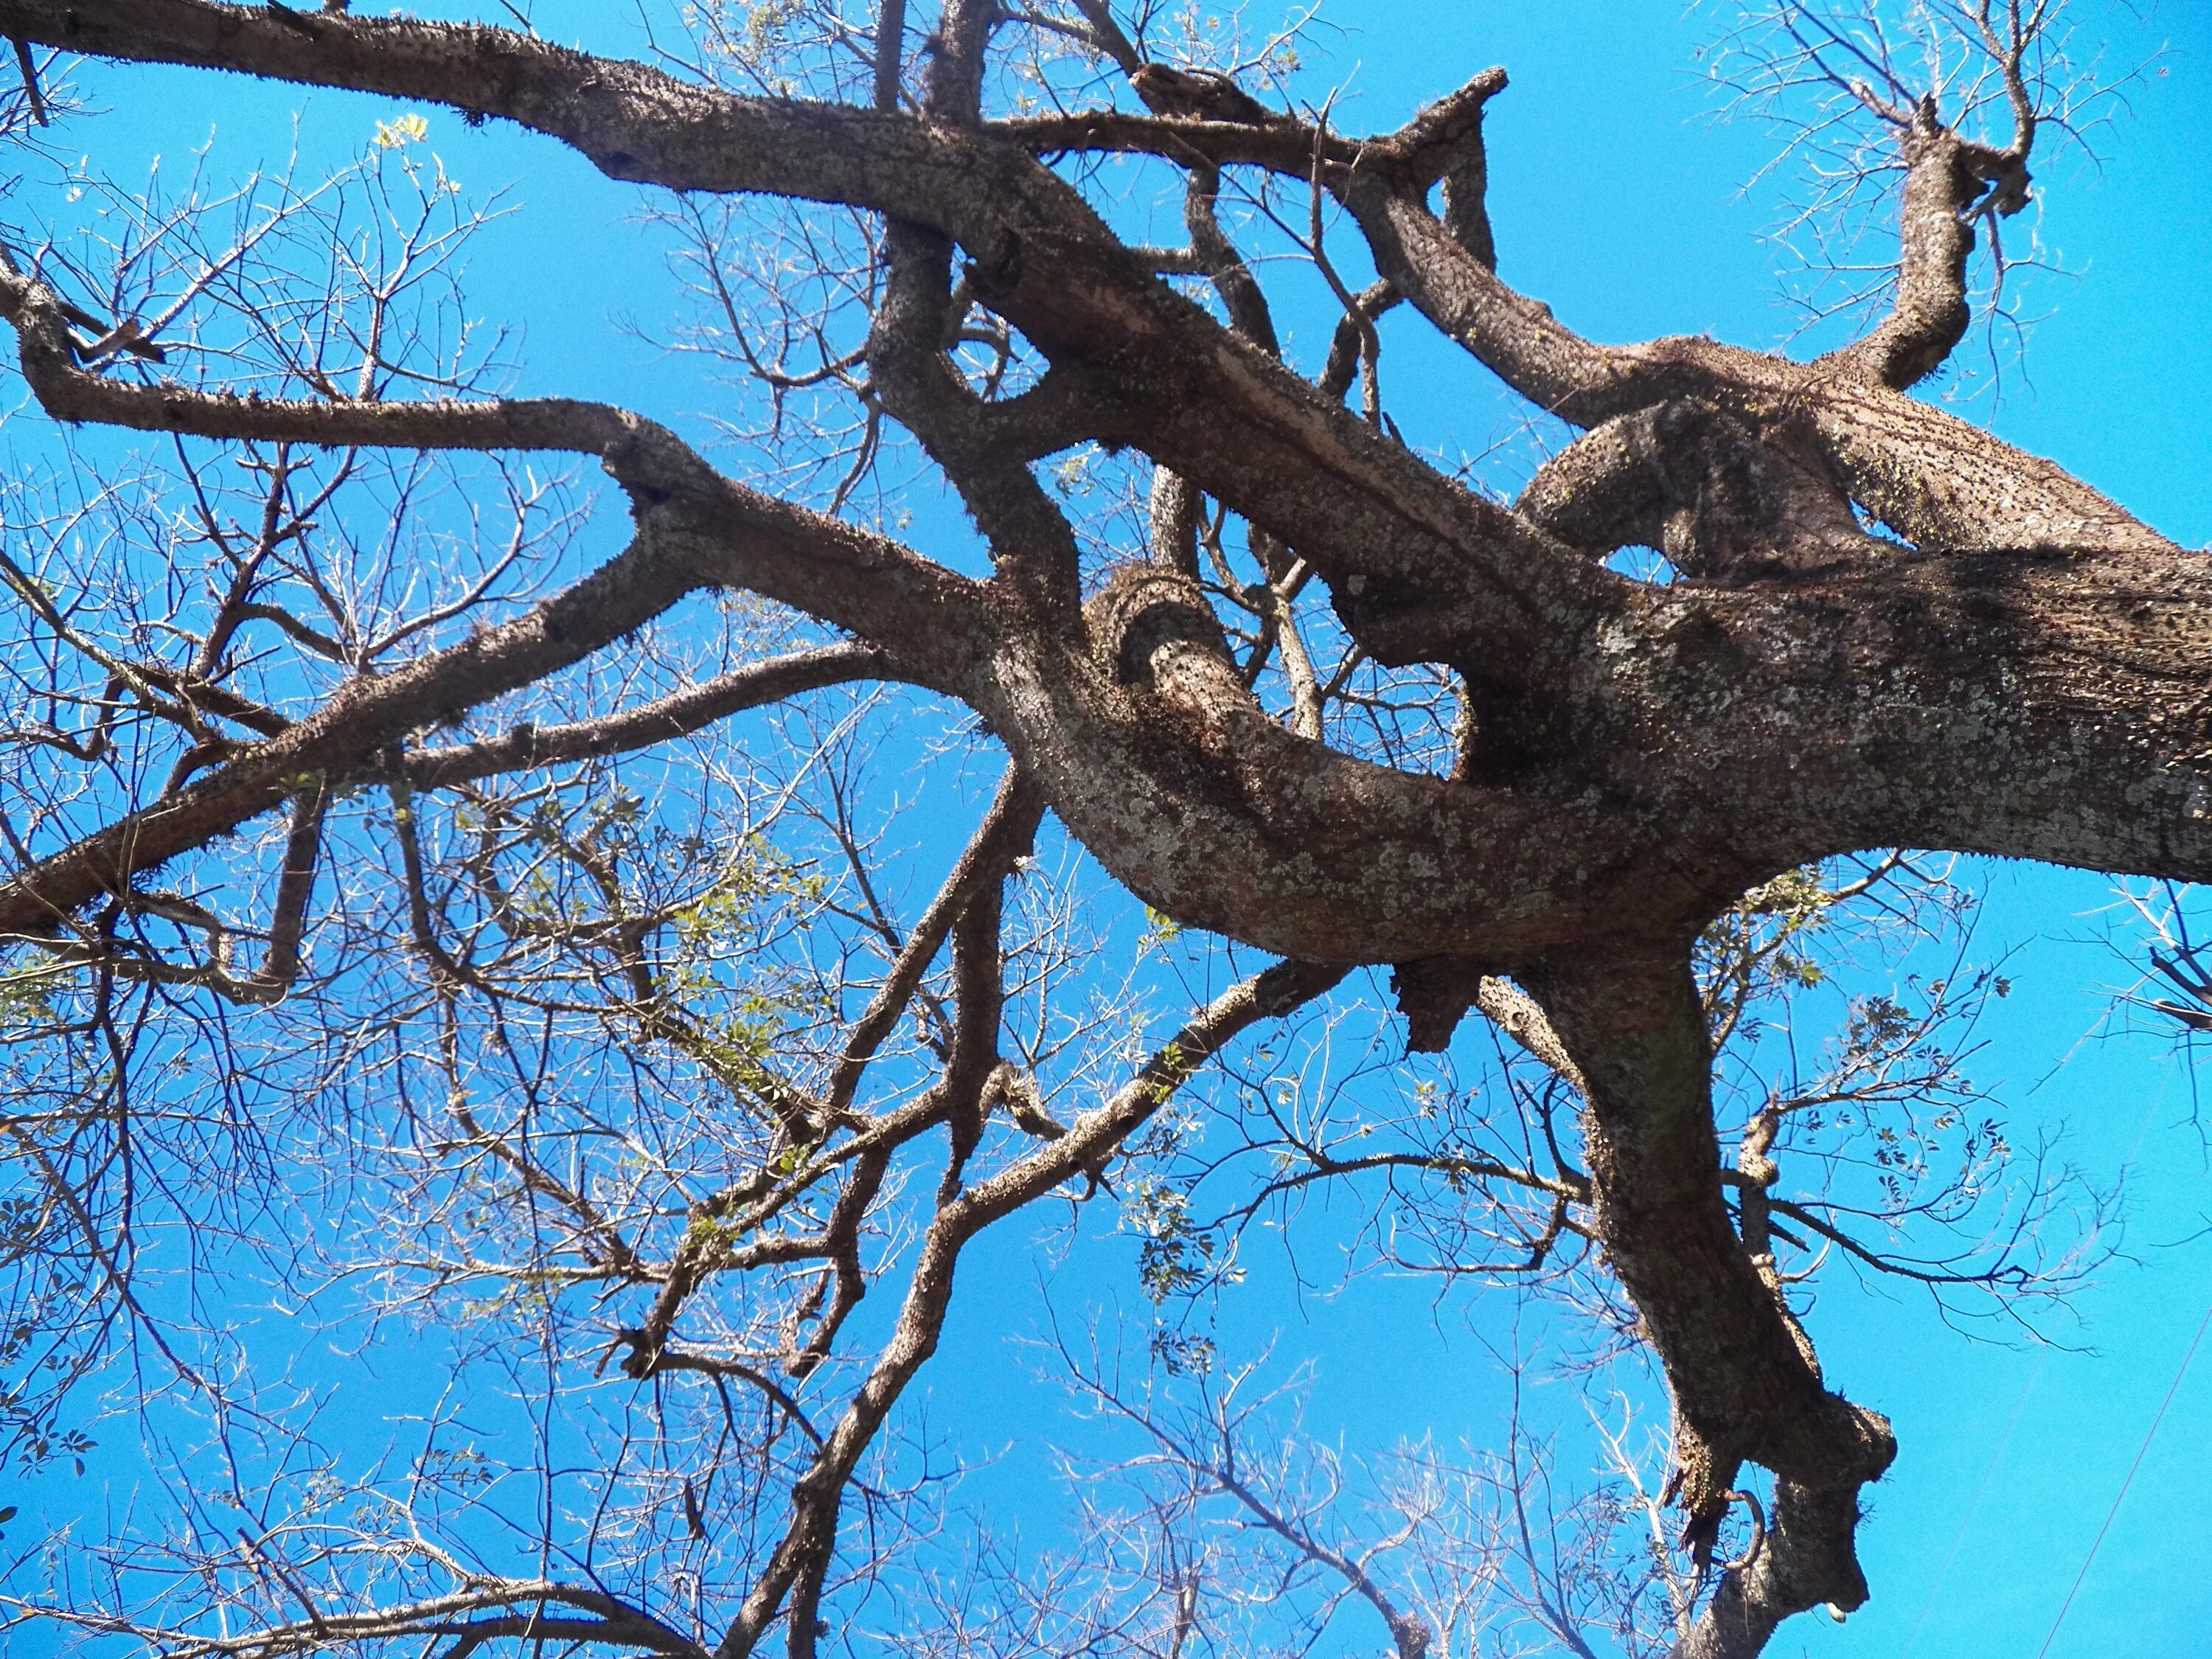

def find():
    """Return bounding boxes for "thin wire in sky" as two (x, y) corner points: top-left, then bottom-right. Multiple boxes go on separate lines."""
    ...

(2032, 1293), (2212, 1659)
(1896, 1349), (2044, 1659)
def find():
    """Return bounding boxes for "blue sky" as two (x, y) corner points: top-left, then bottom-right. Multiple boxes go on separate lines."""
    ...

(7, 3), (2211, 1656)
(1313, 12), (2212, 1655)
(1322, 13), (2212, 1652)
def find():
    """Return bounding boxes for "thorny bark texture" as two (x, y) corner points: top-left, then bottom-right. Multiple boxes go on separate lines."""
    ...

(0, 4), (2196, 1658)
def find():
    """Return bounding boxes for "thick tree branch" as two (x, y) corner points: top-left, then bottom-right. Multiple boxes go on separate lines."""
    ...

(1802, 378), (2171, 553)
(1517, 400), (1873, 576)
(1517, 950), (1891, 1589)
(1819, 94), (2034, 392)
(0, 3), (1621, 678)
(0, 460), (984, 946)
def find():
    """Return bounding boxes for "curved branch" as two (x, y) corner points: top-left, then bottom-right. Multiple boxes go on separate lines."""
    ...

(866, 218), (1090, 624)
(1047, 565), (1667, 964)
(1340, 179), (1784, 428)
(0, 260), (672, 479)
(1517, 950), (1891, 1595)
(715, 954), (1348, 1659)
(406, 644), (910, 790)
(1517, 400), (1873, 576)
(1816, 97), (2031, 391)
(45, 1579), (709, 1659)
(0, 411), (984, 945)
(1183, 157), (1281, 357)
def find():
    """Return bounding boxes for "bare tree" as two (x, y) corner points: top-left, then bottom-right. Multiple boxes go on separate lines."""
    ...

(973, 1338), (1697, 1659)
(0, 1), (2188, 1657)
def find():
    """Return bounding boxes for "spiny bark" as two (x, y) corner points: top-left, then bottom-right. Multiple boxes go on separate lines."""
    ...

(0, 8), (2200, 1658)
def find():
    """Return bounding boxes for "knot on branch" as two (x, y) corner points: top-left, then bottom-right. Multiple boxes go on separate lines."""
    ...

(1900, 108), (2032, 223)
(1737, 1102), (1781, 1191)
(1960, 142), (2034, 220)
(984, 1061), (1115, 1194)
(1663, 1387), (1896, 1584)
(1518, 400), (1871, 579)
(597, 417), (723, 514)
(611, 1326), (661, 1380)
(963, 227), (1026, 302)
(1391, 955), (1488, 1052)
(1662, 1414), (1740, 1572)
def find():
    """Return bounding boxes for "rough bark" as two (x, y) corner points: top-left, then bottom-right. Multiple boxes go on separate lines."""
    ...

(0, 8), (2200, 1656)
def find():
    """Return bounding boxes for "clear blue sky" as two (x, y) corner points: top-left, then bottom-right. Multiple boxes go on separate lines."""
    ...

(12, 4), (2211, 1656)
